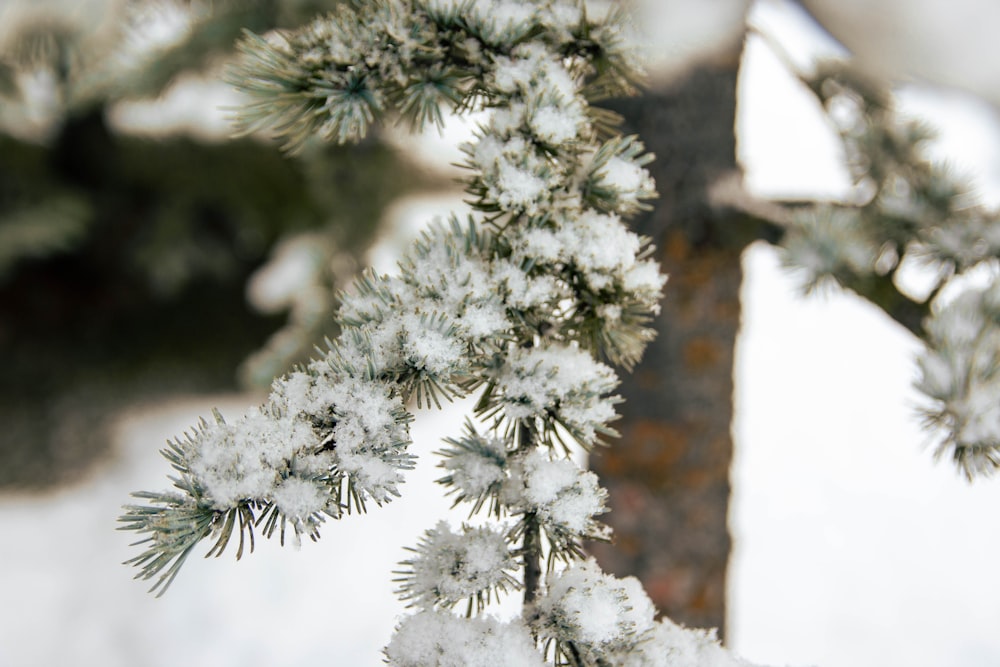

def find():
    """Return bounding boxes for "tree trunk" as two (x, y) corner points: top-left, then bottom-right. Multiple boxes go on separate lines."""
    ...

(589, 56), (749, 637)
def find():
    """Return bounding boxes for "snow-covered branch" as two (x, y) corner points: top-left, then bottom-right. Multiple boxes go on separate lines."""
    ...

(121, 1), (767, 664)
(774, 62), (1000, 476)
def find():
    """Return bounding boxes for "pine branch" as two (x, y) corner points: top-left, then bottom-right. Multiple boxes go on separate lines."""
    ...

(119, 492), (231, 597)
(754, 18), (1000, 477)
(119, 3), (767, 665)
(518, 422), (543, 607)
(228, 0), (642, 151)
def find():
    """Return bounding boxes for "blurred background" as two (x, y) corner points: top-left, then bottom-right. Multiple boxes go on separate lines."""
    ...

(1, 0), (999, 665)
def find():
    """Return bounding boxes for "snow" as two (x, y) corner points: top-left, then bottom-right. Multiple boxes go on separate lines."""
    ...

(623, 259), (668, 297)
(502, 449), (608, 536)
(510, 211), (664, 300)
(624, 618), (754, 667)
(914, 279), (1000, 469)
(728, 245), (1000, 667)
(437, 428), (508, 503)
(496, 342), (620, 443)
(492, 53), (541, 95)
(271, 476), (329, 523)
(563, 211), (640, 274)
(400, 312), (465, 377)
(541, 1), (583, 34)
(529, 102), (584, 145)
(121, 0), (196, 54)
(495, 159), (550, 212)
(187, 407), (321, 511)
(397, 521), (516, 608)
(534, 559), (656, 652)
(469, 133), (557, 215)
(385, 608), (543, 667)
(271, 368), (415, 505)
(3, 1), (1000, 665)
(458, 302), (511, 339)
(465, 0), (537, 46)
(491, 42), (576, 102)
(597, 156), (657, 207)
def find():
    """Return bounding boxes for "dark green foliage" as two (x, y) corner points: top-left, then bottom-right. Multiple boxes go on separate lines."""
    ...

(0, 1), (430, 490)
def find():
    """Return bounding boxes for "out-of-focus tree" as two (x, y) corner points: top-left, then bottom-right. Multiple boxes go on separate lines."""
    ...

(0, 0), (438, 490)
(590, 0), (1000, 636)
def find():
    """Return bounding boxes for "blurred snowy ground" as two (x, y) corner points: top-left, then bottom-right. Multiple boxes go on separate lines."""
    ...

(3, 1), (1000, 665)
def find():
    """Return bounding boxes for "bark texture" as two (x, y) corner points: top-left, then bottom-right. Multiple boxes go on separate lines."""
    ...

(589, 58), (748, 636)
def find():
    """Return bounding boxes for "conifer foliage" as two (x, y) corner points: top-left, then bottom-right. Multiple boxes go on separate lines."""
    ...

(777, 64), (1000, 480)
(120, 0), (761, 663)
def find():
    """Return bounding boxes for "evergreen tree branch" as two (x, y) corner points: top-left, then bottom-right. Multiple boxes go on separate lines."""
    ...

(753, 17), (1000, 476)
(517, 422), (543, 607)
(121, 3), (772, 664)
